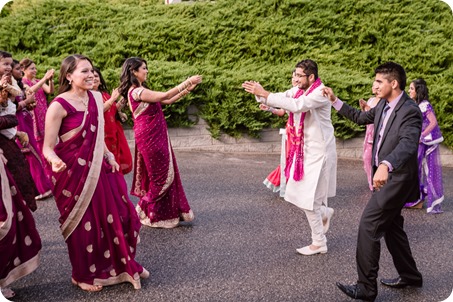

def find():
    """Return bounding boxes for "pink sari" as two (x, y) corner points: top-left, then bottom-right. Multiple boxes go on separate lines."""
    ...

(362, 97), (378, 191)
(51, 91), (144, 288)
(22, 78), (47, 152)
(15, 95), (53, 197)
(0, 155), (41, 288)
(129, 87), (194, 228)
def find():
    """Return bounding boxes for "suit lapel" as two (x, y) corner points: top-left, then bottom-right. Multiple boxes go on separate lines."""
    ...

(381, 92), (409, 140)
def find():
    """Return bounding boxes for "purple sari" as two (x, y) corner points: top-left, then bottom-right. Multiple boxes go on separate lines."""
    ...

(0, 155), (41, 288)
(51, 91), (144, 288)
(405, 101), (444, 213)
(15, 95), (53, 197)
(129, 87), (194, 228)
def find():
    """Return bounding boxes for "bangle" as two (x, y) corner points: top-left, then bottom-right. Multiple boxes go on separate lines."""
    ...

(104, 151), (115, 162)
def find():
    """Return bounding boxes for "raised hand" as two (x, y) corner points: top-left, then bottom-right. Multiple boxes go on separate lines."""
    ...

(242, 81), (266, 97)
(359, 99), (370, 111)
(45, 69), (55, 80)
(111, 88), (120, 100)
(322, 87), (337, 103)
(188, 75), (202, 85)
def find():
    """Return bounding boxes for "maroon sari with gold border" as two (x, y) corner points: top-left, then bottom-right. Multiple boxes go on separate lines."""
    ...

(51, 91), (144, 288)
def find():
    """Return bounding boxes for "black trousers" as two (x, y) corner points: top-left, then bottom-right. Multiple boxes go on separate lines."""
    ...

(355, 193), (422, 297)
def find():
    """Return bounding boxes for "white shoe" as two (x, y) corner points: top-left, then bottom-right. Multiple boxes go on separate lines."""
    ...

(323, 207), (334, 234)
(296, 245), (328, 255)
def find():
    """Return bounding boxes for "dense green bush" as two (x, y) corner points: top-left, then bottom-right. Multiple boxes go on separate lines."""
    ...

(1, 0), (452, 145)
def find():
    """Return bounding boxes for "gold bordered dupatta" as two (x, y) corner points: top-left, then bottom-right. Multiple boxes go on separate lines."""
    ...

(59, 91), (105, 240)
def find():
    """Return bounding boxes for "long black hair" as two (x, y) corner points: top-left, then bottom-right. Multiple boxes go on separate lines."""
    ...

(411, 78), (429, 104)
(118, 57), (147, 100)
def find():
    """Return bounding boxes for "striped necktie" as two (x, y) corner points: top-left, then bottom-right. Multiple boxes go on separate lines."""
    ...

(378, 103), (390, 135)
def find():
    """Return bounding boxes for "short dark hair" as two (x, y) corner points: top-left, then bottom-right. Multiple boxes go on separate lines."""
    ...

(374, 62), (406, 91)
(411, 78), (429, 104)
(295, 59), (318, 80)
(0, 50), (12, 60)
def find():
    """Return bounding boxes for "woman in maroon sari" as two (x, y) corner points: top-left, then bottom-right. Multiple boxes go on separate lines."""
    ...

(118, 57), (201, 228)
(12, 59), (53, 200)
(42, 55), (148, 292)
(92, 67), (132, 174)
(20, 58), (55, 153)
(0, 148), (41, 299)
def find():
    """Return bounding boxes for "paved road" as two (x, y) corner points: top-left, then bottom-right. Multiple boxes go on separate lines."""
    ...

(5, 151), (453, 302)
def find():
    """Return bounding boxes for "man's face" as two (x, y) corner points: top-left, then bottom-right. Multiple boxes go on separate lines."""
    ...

(293, 67), (311, 90)
(374, 73), (396, 99)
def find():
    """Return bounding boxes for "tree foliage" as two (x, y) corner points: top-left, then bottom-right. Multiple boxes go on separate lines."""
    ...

(1, 0), (452, 145)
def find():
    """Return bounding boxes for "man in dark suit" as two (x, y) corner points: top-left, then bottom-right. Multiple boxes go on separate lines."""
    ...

(322, 62), (423, 301)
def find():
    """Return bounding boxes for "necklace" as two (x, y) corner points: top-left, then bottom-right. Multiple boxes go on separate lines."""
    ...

(72, 93), (89, 110)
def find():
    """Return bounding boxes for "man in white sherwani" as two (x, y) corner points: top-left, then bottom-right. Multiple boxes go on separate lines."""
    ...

(242, 59), (337, 255)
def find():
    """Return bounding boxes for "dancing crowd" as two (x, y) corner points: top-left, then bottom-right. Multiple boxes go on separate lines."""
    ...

(0, 50), (445, 302)
(0, 50), (201, 298)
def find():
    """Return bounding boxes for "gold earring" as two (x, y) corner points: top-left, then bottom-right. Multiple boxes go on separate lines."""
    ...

(69, 79), (72, 85)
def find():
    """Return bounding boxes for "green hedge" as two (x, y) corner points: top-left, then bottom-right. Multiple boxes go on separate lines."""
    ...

(1, 0), (452, 146)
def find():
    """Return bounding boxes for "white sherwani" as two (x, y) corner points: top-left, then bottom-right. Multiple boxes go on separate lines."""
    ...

(262, 83), (337, 211)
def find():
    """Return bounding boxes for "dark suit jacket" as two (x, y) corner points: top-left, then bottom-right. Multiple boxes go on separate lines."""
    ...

(338, 92), (422, 209)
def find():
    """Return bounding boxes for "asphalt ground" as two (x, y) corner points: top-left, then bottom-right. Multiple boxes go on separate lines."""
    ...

(3, 151), (453, 302)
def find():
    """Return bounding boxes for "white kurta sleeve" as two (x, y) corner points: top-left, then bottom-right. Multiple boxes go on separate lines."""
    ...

(266, 86), (329, 114)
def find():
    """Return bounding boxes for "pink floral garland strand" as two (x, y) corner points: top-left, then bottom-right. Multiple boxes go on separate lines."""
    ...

(284, 78), (322, 181)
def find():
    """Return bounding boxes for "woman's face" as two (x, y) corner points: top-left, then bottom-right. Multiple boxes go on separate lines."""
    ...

(24, 63), (37, 79)
(0, 57), (13, 77)
(371, 81), (379, 95)
(67, 59), (94, 91)
(92, 71), (100, 90)
(11, 63), (23, 80)
(408, 82), (416, 99)
(135, 62), (148, 83)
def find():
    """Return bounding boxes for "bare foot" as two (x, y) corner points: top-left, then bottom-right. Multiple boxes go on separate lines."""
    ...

(71, 278), (103, 292)
(1, 287), (15, 298)
(140, 268), (150, 279)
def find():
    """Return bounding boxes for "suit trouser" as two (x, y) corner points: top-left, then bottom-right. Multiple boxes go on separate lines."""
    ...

(356, 194), (422, 296)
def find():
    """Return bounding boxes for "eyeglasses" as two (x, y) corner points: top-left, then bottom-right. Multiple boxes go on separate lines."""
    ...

(295, 73), (309, 78)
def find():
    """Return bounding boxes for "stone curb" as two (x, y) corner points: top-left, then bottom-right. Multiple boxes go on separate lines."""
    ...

(123, 126), (453, 168)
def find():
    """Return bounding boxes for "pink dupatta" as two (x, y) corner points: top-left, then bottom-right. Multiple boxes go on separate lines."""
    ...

(284, 78), (322, 181)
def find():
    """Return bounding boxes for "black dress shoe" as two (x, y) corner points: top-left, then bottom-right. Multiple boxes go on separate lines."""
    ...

(336, 282), (376, 301)
(380, 277), (422, 288)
